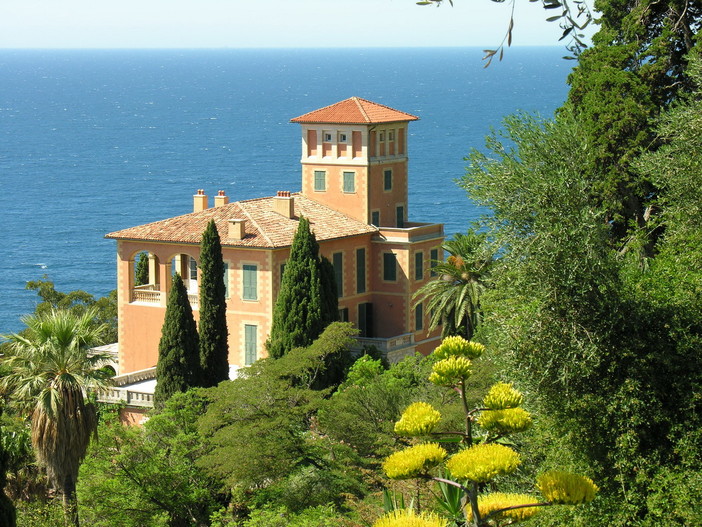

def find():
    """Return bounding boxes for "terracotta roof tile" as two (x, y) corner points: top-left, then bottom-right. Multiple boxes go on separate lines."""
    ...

(290, 97), (419, 125)
(105, 194), (377, 248)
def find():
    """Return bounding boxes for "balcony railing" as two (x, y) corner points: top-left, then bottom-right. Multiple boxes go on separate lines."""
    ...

(355, 333), (414, 353)
(131, 284), (161, 304)
(99, 387), (154, 408)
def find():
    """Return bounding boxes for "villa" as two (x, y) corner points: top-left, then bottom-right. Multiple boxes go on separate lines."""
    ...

(105, 97), (444, 408)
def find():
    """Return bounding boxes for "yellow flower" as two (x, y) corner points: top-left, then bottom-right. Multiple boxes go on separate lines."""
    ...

(382, 443), (447, 480)
(483, 382), (524, 410)
(446, 443), (521, 482)
(373, 509), (449, 527)
(395, 402), (442, 436)
(433, 336), (485, 361)
(478, 408), (533, 435)
(467, 493), (541, 522)
(537, 470), (599, 504)
(429, 356), (473, 386)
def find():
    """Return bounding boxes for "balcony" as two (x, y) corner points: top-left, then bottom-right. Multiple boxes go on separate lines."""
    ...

(131, 284), (161, 304)
(354, 333), (416, 362)
(130, 284), (198, 308)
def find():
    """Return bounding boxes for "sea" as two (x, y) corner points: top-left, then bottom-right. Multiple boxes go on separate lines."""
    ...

(0, 47), (572, 334)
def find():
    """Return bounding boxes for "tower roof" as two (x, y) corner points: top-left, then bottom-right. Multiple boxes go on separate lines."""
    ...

(290, 97), (419, 125)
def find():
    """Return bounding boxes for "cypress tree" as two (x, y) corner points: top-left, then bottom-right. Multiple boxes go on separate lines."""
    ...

(267, 217), (328, 359)
(198, 220), (229, 387)
(154, 274), (199, 409)
(135, 252), (149, 286)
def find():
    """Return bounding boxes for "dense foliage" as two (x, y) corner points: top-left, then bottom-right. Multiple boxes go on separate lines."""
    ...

(197, 220), (230, 388)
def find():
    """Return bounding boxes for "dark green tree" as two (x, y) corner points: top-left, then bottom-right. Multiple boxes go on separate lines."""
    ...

(198, 220), (229, 387)
(561, 0), (702, 246)
(266, 217), (329, 359)
(0, 407), (17, 527)
(134, 252), (149, 287)
(154, 274), (199, 409)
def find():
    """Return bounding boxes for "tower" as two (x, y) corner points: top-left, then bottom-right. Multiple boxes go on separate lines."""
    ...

(290, 97), (419, 228)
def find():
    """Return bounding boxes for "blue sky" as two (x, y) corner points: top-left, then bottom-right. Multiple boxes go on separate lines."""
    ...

(0, 0), (592, 49)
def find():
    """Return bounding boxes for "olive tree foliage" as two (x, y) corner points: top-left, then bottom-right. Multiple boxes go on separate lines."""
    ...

(198, 323), (360, 513)
(78, 391), (223, 527)
(24, 277), (117, 344)
(418, 0), (593, 64)
(461, 108), (702, 524)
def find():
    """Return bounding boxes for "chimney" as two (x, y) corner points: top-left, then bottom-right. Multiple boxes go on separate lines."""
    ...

(193, 189), (208, 212)
(228, 218), (246, 240)
(273, 190), (294, 219)
(214, 190), (229, 207)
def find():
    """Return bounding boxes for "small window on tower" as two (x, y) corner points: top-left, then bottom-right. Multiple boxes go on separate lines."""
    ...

(338, 133), (347, 143)
(388, 130), (395, 141)
(379, 131), (385, 142)
(323, 132), (333, 142)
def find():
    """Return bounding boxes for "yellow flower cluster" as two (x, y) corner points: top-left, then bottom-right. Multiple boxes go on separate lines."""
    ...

(537, 470), (599, 504)
(478, 407), (533, 435)
(446, 443), (521, 482)
(433, 336), (485, 361)
(383, 443), (447, 480)
(428, 356), (473, 386)
(394, 402), (442, 436)
(373, 509), (449, 527)
(466, 493), (541, 523)
(483, 382), (524, 409)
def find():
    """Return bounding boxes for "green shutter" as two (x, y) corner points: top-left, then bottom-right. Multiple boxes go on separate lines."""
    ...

(415, 251), (423, 280)
(333, 252), (343, 297)
(430, 249), (439, 277)
(314, 170), (326, 191)
(415, 303), (423, 331)
(244, 324), (257, 365)
(243, 264), (257, 300)
(383, 253), (397, 281)
(356, 248), (366, 294)
(343, 171), (355, 192)
(384, 169), (392, 190)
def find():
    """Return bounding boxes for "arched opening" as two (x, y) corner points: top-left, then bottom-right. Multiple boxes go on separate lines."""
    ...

(130, 250), (161, 304)
(170, 253), (199, 308)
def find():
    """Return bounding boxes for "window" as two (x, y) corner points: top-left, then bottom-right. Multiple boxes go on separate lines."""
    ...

(388, 130), (395, 141)
(339, 308), (349, 322)
(383, 253), (397, 281)
(415, 303), (423, 331)
(343, 171), (355, 193)
(323, 131), (333, 142)
(356, 248), (366, 294)
(223, 262), (230, 299)
(415, 251), (423, 280)
(430, 248), (439, 276)
(244, 324), (257, 365)
(338, 132), (347, 142)
(243, 264), (257, 300)
(379, 131), (385, 142)
(396, 205), (404, 228)
(314, 170), (326, 191)
(384, 169), (392, 191)
(333, 252), (343, 297)
(371, 211), (380, 226)
(189, 257), (198, 281)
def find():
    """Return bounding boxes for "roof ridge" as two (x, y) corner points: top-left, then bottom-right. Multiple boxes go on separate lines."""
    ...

(352, 97), (372, 123)
(239, 201), (274, 246)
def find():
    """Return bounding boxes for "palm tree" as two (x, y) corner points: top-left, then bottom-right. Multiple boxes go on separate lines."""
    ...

(0, 308), (113, 526)
(413, 230), (492, 340)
